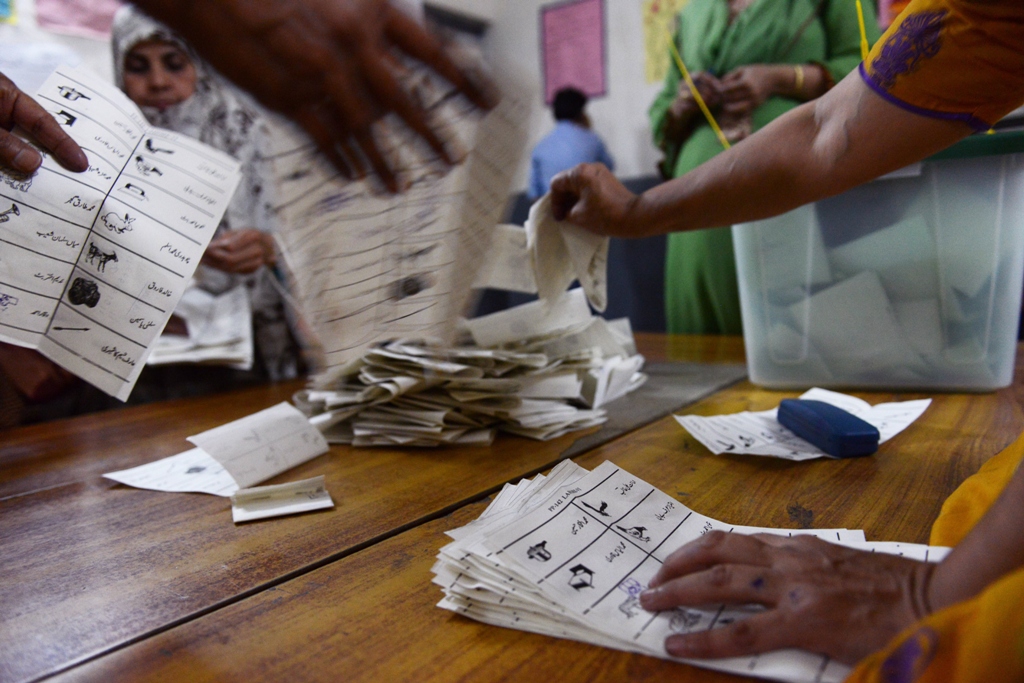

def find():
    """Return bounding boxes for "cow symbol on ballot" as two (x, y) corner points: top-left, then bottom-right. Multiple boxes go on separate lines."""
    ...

(527, 541), (551, 562)
(568, 564), (595, 591)
(0, 204), (20, 223)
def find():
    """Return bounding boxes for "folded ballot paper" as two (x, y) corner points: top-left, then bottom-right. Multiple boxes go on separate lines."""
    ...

(434, 460), (949, 683)
(675, 388), (931, 461)
(294, 288), (647, 447)
(104, 403), (333, 522)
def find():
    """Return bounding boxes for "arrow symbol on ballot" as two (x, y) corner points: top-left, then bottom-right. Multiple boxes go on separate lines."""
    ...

(53, 326), (90, 331)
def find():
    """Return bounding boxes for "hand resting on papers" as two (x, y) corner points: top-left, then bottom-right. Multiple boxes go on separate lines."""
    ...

(639, 530), (933, 665)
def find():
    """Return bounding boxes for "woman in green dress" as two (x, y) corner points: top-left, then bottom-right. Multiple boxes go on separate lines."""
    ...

(651, 0), (880, 334)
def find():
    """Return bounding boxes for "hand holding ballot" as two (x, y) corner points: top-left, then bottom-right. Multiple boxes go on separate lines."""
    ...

(640, 530), (933, 665)
(0, 71), (87, 174)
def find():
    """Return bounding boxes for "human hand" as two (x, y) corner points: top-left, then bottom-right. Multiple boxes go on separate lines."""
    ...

(549, 163), (642, 238)
(671, 71), (722, 117)
(202, 229), (277, 274)
(0, 72), (88, 174)
(0, 343), (78, 402)
(136, 0), (499, 191)
(720, 65), (783, 115)
(639, 531), (934, 665)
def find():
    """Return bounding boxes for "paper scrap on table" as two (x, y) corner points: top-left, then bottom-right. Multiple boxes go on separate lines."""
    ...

(188, 402), (329, 489)
(526, 193), (609, 311)
(674, 388), (931, 461)
(434, 460), (948, 683)
(104, 402), (329, 495)
(104, 447), (239, 496)
(231, 475), (334, 523)
(0, 66), (242, 400)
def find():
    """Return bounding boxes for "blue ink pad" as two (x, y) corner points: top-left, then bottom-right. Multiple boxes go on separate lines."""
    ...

(777, 399), (880, 458)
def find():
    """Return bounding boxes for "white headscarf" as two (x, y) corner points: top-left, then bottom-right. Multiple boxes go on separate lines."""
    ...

(111, 6), (299, 381)
(111, 5), (275, 242)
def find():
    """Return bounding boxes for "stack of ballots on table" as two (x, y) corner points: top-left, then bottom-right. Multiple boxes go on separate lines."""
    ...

(294, 288), (647, 446)
(433, 460), (949, 683)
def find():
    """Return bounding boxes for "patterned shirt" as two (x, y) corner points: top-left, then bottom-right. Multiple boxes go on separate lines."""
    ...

(860, 0), (1024, 130)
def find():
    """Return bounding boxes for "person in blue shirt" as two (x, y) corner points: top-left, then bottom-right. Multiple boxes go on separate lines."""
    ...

(529, 87), (614, 200)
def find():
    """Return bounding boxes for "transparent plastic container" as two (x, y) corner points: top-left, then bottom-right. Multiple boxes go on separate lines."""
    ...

(733, 135), (1024, 391)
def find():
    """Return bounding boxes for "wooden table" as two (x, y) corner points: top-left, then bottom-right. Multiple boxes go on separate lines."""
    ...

(2, 335), (1021, 683)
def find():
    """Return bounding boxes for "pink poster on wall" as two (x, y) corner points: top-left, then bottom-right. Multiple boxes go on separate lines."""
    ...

(541, 0), (606, 104)
(36, 0), (124, 39)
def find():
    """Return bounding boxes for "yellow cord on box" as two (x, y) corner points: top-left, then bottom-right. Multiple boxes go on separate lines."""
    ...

(665, 30), (731, 151)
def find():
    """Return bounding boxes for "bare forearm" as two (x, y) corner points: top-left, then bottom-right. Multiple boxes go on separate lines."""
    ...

(927, 460), (1024, 611)
(630, 73), (971, 237)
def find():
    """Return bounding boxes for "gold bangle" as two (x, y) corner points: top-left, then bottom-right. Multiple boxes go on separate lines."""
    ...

(793, 64), (805, 93)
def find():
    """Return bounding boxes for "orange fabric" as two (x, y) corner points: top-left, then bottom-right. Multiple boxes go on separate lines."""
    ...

(860, 0), (1024, 130)
(929, 430), (1024, 547)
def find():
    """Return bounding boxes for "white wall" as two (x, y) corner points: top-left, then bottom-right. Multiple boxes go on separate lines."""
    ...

(485, 0), (664, 191)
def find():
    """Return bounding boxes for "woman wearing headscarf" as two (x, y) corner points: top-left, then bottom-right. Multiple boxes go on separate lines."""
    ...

(650, 0), (880, 335)
(111, 5), (303, 388)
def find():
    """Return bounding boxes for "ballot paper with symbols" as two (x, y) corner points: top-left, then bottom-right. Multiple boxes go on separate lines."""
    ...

(266, 62), (529, 388)
(434, 461), (950, 683)
(674, 388), (931, 461)
(0, 66), (241, 400)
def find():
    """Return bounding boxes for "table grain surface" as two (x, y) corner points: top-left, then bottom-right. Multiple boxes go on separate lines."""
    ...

(4, 335), (1022, 683)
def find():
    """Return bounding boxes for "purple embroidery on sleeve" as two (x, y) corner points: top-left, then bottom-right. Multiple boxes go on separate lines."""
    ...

(880, 627), (940, 683)
(871, 10), (948, 89)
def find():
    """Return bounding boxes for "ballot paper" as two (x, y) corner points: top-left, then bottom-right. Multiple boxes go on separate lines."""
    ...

(471, 223), (538, 294)
(146, 283), (253, 368)
(0, 66), (242, 400)
(104, 402), (329, 495)
(265, 63), (529, 388)
(674, 388), (931, 461)
(294, 297), (648, 447)
(230, 475), (334, 523)
(434, 461), (948, 683)
(526, 194), (609, 311)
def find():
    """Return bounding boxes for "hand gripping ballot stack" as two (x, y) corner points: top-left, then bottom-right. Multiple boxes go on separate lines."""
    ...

(269, 63), (645, 447)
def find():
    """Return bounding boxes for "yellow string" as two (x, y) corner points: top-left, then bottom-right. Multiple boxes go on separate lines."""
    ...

(665, 30), (731, 151)
(855, 0), (870, 61)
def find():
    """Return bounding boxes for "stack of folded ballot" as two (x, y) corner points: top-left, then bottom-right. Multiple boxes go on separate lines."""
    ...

(432, 460), (949, 683)
(294, 289), (646, 447)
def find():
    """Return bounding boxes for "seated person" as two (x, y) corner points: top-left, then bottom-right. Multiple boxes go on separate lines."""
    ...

(111, 7), (304, 394)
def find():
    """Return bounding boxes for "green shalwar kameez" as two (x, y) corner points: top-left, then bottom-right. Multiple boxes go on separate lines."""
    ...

(651, 0), (879, 334)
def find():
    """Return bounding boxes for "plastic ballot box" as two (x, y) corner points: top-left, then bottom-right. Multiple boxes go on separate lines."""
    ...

(733, 132), (1024, 391)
